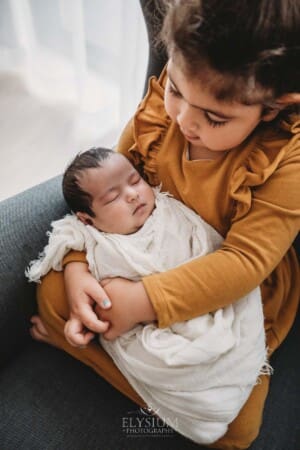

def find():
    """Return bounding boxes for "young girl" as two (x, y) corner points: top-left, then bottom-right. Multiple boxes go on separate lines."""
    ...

(32, 1), (300, 448)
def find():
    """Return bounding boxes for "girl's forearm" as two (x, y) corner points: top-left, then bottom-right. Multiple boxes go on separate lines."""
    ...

(135, 281), (157, 323)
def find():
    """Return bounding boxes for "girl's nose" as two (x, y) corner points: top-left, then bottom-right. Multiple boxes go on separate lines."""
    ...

(177, 104), (198, 134)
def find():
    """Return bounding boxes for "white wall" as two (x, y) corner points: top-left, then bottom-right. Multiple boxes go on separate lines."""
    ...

(0, 0), (148, 201)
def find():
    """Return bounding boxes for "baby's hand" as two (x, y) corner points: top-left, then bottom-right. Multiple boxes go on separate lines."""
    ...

(96, 277), (156, 341)
(64, 262), (112, 347)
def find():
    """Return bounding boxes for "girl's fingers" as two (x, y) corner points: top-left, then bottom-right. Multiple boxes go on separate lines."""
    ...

(64, 317), (93, 347)
(100, 298), (112, 309)
(64, 313), (110, 347)
(85, 281), (112, 310)
(80, 305), (110, 333)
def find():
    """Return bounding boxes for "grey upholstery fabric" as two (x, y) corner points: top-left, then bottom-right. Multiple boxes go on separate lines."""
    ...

(0, 175), (68, 364)
(0, 342), (205, 450)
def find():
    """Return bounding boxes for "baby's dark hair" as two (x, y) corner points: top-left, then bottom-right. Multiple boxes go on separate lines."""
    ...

(161, 0), (300, 107)
(63, 147), (114, 216)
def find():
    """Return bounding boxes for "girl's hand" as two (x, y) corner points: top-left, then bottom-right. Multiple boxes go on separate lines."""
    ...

(96, 277), (157, 341)
(64, 262), (112, 347)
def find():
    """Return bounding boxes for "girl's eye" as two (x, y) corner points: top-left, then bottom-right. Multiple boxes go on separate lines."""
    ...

(204, 112), (228, 128)
(168, 83), (181, 98)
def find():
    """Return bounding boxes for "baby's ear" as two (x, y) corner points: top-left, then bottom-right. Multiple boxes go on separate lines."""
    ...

(76, 212), (93, 226)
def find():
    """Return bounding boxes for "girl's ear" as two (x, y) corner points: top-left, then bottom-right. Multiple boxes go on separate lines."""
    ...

(261, 107), (282, 122)
(276, 93), (300, 105)
(76, 212), (93, 226)
(261, 92), (300, 122)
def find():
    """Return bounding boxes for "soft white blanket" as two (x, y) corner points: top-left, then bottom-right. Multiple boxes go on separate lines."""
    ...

(26, 190), (268, 444)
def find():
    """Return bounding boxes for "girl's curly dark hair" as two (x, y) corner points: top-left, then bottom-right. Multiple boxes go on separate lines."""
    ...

(161, 0), (300, 107)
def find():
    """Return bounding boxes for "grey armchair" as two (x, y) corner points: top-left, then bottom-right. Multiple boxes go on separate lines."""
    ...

(0, 2), (299, 448)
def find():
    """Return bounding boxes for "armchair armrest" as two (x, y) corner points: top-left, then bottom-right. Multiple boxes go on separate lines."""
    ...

(0, 175), (69, 365)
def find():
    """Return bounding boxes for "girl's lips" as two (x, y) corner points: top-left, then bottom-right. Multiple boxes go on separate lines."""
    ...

(184, 133), (200, 141)
(180, 129), (200, 141)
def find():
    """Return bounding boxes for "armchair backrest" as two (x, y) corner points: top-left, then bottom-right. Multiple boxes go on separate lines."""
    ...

(0, 176), (69, 365)
(140, 0), (167, 95)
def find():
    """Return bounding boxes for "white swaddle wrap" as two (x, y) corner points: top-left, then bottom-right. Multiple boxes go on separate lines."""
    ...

(27, 190), (268, 444)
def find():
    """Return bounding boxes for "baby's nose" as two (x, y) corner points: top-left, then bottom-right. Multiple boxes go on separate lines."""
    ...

(126, 187), (139, 201)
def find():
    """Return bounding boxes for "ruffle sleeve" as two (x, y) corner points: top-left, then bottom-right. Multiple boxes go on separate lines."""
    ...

(128, 68), (171, 186)
(229, 117), (300, 223)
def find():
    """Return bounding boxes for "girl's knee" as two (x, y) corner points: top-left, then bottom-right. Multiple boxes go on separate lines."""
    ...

(209, 426), (260, 450)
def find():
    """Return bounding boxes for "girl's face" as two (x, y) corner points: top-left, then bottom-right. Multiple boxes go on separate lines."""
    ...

(164, 59), (276, 155)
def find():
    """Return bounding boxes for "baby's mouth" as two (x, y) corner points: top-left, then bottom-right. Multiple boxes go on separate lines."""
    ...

(133, 203), (145, 215)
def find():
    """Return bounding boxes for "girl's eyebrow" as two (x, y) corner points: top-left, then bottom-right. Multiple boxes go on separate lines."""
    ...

(167, 73), (234, 120)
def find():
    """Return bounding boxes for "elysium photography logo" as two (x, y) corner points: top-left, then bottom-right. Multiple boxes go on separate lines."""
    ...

(121, 406), (178, 438)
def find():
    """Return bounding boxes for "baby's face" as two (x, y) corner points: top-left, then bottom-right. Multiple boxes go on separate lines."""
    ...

(78, 154), (155, 234)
